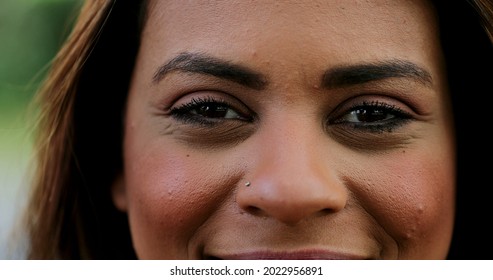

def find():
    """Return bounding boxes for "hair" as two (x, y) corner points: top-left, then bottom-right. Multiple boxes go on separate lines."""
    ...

(24, 0), (493, 259)
(26, 0), (143, 259)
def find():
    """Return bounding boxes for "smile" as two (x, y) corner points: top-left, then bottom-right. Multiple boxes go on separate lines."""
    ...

(204, 249), (367, 260)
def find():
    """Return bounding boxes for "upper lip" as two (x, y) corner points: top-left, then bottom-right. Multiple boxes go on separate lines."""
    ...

(205, 249), (367, 260)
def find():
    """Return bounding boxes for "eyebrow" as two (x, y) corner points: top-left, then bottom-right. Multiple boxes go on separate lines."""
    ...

(322, 60), (433, 89)
(153, 53), (433, 91)
(152, 52), (268, 90)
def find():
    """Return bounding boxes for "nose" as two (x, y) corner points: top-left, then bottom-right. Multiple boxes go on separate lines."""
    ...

(236, 118), (348, 225)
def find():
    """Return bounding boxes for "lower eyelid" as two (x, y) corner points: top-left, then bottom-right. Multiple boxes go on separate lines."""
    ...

(345, 119), (412, 133)
(327, 111), (413, 135)
(327, 125), (416, 151)
(175, 122), (256, 149)
(169, 107), (253, 127)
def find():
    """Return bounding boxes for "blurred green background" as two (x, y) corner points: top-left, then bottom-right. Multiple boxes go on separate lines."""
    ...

(0, 0), (80, 259)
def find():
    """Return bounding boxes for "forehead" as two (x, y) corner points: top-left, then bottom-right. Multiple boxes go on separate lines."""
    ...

(142, 0), (439, 59)
(144, 0), (437, 33)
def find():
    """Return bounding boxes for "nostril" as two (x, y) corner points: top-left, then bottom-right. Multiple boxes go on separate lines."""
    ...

(245, 206), (262, 216)
(319, 208), (336, 216)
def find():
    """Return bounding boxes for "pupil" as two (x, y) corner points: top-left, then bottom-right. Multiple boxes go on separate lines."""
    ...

(198, 103), (228, 118)
(356, 108), (386, 122)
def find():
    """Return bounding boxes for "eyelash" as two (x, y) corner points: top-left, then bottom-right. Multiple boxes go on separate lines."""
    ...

(169, 96), (253, 126)
(329, 101), (413, 133)
(169, 97), (412, 133)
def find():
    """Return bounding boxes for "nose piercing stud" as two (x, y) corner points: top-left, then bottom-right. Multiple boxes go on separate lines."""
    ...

(245, 181), (251, 187)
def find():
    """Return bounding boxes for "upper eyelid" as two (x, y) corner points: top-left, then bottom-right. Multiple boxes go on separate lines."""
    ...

(165, 88), (415, 118)
(169, 98), (234, 116)
(163, 89), (246, 110)
(328, 100), (412, 124)
(169, 95), (255, 120)
(174, 96), (231, 108)
(160, 73), (428, 119)
(347, 102), (407, 114)
(174, 95), (245, 110)
(329, 94), (416, 115)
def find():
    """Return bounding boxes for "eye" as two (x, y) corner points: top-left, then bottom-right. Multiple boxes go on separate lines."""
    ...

(330, 101), (413, 132)
(169, 96), (253, 126)
(189, 102), (240, 119)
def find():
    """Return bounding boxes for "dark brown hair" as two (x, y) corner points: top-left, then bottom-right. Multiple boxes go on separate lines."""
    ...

(25, 0), (493, 259)
(27, 0), (142, 259)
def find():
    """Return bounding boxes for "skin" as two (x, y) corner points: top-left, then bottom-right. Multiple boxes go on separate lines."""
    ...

(112, 0), (456, 259)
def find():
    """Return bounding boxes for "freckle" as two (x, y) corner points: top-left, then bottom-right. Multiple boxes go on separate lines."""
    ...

(186, 154), (190, 157)
(402, 150), (405, 153)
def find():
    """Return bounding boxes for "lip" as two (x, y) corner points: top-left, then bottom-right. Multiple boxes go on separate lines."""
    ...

(206, 249), (367, 260)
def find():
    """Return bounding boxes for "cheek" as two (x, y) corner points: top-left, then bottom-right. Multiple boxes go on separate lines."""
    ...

(348, 149), (455, 258)
(123, 137), (240, 259)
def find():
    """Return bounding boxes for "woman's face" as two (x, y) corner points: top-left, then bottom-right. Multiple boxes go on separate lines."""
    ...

(112, 0), (455, 259)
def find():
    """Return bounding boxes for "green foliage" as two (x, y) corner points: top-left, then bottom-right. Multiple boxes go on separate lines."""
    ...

(0, 0), (81, 259)
(0, 0), (80, 124)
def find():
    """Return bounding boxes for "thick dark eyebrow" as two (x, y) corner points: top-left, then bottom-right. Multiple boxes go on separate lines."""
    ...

(152, 52), (267, 90)
(322, 60), (433, 89)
